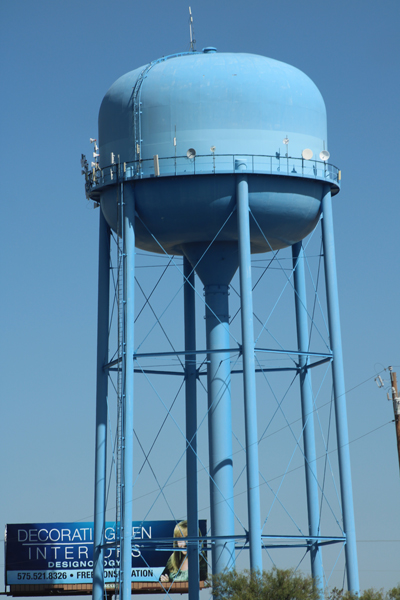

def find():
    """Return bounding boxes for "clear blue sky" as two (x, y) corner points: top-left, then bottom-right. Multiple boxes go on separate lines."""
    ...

(1, 0), (399, 596)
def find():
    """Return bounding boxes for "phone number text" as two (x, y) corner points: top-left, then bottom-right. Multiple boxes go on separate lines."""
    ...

(17, 572), (68, 581)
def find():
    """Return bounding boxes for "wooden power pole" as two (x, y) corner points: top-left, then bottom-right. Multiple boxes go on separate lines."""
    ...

(388, 366), (400, 473)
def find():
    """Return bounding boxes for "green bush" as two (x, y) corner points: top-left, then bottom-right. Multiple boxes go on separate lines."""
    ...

(387, 585), (400, 600)
(211, 567), (319, 600)
(326, 584), (400, 600)
(211, 568), (399, 600)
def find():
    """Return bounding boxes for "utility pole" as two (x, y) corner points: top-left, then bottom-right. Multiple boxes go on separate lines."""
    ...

(388, 367), (400, 473)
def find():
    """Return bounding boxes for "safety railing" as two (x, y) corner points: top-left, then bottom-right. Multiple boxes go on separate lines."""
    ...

(85, 153), (340, 198)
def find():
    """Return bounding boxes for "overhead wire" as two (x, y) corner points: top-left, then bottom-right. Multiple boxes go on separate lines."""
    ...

(57, 365), (394, 527)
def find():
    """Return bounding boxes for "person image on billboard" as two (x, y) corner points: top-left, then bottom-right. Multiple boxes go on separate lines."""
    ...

(160, 520), (207, 583)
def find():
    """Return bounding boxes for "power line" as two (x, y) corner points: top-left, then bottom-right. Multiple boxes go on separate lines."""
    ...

(97, 417), (394, 512)
(4, 368), (393, 531)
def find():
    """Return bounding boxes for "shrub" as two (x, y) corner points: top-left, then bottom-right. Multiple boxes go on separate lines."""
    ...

(211, 567), (319, 600)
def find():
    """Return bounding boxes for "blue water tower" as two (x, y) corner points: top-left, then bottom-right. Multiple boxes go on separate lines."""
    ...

(84, 49), (359, 599)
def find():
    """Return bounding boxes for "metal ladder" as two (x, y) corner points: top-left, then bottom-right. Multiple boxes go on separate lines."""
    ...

(131, 52), (201, 175)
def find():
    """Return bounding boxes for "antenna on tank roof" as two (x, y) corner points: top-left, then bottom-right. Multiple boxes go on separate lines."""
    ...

(189, 6), (196, 52)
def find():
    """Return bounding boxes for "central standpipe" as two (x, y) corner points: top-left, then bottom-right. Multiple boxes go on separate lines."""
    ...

(183, 243), (238, 573)
(205, 283), (235, 571)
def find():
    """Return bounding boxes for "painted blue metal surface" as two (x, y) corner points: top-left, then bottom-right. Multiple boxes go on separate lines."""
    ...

(121, 185), (135, 600)
(236, 173), (262, 572)
(183, 242), (238, 573)
(184, 258), (200, 600)
(93, 211), (110, 600)
(203, 282), (236, 574)
(292, 241), (324, 595)
(99, 175), (324, 256)
(94, 50), (338, 256)
(88, 48), (359, 598)
(182, 242), (238, 574)
(99, 52), (327, 165)
(321, 187), (359, 594)
(88, 154), (340, 188)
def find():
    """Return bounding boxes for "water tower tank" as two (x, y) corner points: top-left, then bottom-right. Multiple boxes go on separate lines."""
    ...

(87, 49), (359, 600)
(93, 50), (339, 255)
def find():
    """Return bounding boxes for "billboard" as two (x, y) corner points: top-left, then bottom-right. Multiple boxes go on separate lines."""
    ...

(5, 521), (207, 587)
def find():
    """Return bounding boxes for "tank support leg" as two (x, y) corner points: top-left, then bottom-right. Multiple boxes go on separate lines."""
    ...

(321, 186), (359, 594)
(93, 210), (110, 600)
(236, 174), (262, 572)
(205, 283), (235, 574)
(292, 241), (324, 595)
(121, 184), (136, 600)
(184, 258), (200, 599)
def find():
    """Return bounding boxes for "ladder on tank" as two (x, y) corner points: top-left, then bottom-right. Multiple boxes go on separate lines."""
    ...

(132, 63), (155, 174)
(131, 53), (202, 175)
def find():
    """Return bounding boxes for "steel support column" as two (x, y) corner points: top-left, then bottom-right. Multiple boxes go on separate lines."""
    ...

(184, 258), (200, 599)
(236, 174), (262, 572)
(321, 186), (359, 593)
(205, 284), (235, 574)
(292, 241), (324, 594)
(93, 210), (111, 600)
(121, 184), (135, 600)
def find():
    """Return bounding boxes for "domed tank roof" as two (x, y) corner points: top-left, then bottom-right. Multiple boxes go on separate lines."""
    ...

(94, 50), (338, 256)
(98, 51), (328, 167)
